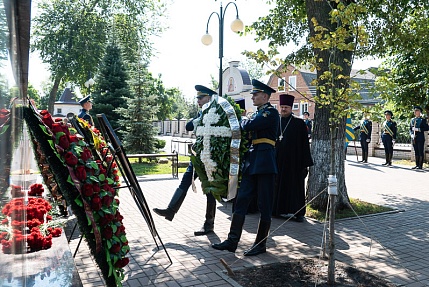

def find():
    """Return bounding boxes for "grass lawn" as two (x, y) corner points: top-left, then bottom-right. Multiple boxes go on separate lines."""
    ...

(306, 198), (394, 221)
(128, 154), (190, 175)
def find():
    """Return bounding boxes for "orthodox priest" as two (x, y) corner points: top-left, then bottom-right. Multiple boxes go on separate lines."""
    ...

(273, 94), (313, 222)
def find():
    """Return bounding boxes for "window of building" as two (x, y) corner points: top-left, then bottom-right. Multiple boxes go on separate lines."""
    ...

(57, 108), (62, 114)
(288, 76), (296, 91)
(300, 102), (309, 115)
(278, 78), (285, 91)
(292, 103), (299, 110)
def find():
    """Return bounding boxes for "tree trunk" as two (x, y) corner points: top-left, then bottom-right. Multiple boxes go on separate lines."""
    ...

(48, 76), (62, 114)
(305, 0), (353, 211)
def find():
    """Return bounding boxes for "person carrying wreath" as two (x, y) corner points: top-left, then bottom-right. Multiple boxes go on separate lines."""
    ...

(153, 85), (218, 236)
(212, 79), (279, 256)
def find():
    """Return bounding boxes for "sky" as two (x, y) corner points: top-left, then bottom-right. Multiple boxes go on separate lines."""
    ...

(2, 0), (381, 101)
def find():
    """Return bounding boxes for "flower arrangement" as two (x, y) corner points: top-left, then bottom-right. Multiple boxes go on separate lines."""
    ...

(23, 105), (129, 287)
(0, 183), (64, 254)
(191, 96), (248, 201)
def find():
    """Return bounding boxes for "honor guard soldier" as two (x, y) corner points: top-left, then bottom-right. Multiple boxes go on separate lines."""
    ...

(303, 111), (312, 139)
(354, 113), (372, 163)
(410, 106), (428, 169)
(153, 85), (219, 236)
(78, 95), (94, 126)
(381, 110), (397, 166)
(212, 79), (279, 256)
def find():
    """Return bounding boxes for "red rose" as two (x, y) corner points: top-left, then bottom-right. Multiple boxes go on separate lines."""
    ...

(80, 148), (92, 162)
(68, 135), (78, 143)
(75, 166), (87, 181)
(54, 118), (62, 122)
(39, 110), (49, 116)
(114, 257), (129, 268)
(82, 183), (94, 197)
(51, 123), (63, 134)
(101, 196), (113, 207)
(91, 196), (102, 211)
(58, 135), (70, 150)
(42, 114), (54, 129)
(110, 243), (121, 253)
(61, 124), (70, 136)
(102, 226), (113, 239)
(64, 152), (78, 166)
(115, 225), (125, 236)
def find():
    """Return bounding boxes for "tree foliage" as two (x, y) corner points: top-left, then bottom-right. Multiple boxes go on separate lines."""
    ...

(90, 44), (130, 135)
(117, 63), (158, 154)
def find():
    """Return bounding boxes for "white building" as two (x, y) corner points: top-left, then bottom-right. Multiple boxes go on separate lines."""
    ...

(53, 87), (81, 119)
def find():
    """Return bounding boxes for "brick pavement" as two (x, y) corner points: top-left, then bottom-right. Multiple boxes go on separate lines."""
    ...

(68, 155), (429, 287)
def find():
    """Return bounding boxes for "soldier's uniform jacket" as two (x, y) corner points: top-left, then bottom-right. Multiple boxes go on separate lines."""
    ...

(381, 120), (397, 140)
(304, 119), (312, 138)
(410, 117), (428, 142)
(354, 119), (372, 141)
(186, 111), (202, 132)
(241, 103), (279, 175)
(78, 109), (93, 126)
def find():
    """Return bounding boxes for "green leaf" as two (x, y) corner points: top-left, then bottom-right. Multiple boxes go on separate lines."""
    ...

(89, 175), (99, 182)
(107, 240), (112, 249)
(120, 235), (127, 243)
(39, 124), (50, 135)
(74, 197), (83, 207)
(111, 225), (118, 233)
(107, 178), (114, 184)
(90, 161), (98, 170)
(99, 174), (106, 181)
(0, 125), (9, 135)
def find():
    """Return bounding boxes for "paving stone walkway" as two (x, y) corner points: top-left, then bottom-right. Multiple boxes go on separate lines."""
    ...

(68, 155), (429, 287)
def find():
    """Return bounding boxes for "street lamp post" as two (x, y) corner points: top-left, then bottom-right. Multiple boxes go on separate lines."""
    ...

(201, 1), (244, 97)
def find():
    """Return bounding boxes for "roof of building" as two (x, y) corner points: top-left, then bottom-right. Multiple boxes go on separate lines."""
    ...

(55, 87), (79, 104)
(237, 68), (251, 85)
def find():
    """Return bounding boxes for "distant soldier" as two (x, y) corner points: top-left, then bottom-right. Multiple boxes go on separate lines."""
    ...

(78, 95), (94, 126)
(381, 110), (397, 166)
(354, 113), (372, 163)
(410, 106), (428, 169)
(303, 111), (312, 139)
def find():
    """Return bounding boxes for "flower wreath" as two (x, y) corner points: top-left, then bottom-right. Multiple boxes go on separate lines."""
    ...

(23, 105), (129, 287)
(190, 96), (249, 201)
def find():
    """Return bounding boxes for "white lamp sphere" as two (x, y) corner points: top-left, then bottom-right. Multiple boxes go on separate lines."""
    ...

(201, 33), (213, 45)
(231, 18), (244, 33)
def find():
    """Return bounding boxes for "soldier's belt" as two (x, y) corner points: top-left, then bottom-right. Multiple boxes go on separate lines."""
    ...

(252, 138), (276, 146)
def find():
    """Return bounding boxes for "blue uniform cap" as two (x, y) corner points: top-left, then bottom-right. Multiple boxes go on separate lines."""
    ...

(414, 106), (423, 113)
(384, 110), (393, 117)
(250, 79), (276, 96)
(79, 95), (92, 105)
(195, 85), (217, 98)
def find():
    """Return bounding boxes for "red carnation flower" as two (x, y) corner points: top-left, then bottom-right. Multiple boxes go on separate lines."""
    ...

(42, 114), (54, 129)
(68, 134), (78, 143)
(114, 257), (129, 268)
(101, 195), (113, 207)
(92, 184), (101, 194)
(64, 152), (78, 166)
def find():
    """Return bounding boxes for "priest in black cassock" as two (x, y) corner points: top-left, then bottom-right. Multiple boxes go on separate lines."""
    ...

(273, 94), (313, 222)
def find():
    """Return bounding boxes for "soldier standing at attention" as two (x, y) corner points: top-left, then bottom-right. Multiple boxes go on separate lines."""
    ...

(410, 106), (428, 170)
(303, 111), (312, 139)
(78, 95), (94, 126)
(381, 110), (397, 166)
(212, 79), (279, 256)
(354, 112), (372, 163)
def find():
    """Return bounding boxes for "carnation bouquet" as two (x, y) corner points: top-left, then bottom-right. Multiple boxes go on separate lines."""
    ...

(190, 96), (248, 201)
(23, 105), (129, 287)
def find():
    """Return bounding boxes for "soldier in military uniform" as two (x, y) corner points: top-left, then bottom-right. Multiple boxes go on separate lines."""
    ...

(212, 79), (279, 256)
(78, 95), (94, 126)
(153, 85), (218, 236)
(353, 113), (372, 163)
(410, 106), (428, 169)
(303, 111), (312, 139)
(381, 110), (397, 166)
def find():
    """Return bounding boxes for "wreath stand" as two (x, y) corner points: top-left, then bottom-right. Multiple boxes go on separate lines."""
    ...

(67, 114), (171, 264)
